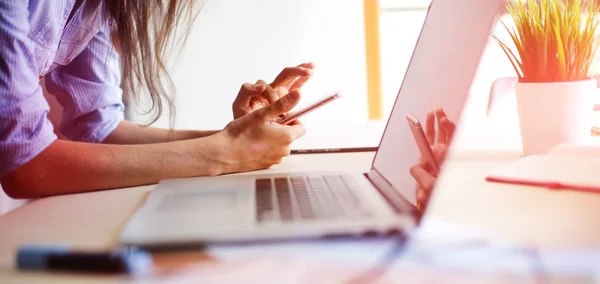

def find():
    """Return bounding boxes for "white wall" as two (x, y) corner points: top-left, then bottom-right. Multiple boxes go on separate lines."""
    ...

(131, 0), (369, 130)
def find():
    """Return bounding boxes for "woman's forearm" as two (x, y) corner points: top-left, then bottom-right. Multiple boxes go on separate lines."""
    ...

(103, 121), (220, 144)
(0, 134), (229, 198)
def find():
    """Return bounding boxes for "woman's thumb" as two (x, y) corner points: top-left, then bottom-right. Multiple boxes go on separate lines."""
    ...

(261, 90), (301, 118)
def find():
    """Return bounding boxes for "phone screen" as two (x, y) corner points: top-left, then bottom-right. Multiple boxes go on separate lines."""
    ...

(278, 91), (342, 125)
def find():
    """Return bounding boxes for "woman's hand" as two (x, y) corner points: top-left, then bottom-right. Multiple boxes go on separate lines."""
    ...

(232, 62), (315, 119)
(409, 108), (456, 212)
(217, 89), (306, 173)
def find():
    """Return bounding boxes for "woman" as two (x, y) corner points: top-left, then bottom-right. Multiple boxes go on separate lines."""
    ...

(410, 108), (456, 212)
(0, 1), (313, 198)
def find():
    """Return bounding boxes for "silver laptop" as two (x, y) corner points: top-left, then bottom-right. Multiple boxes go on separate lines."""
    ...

(120, 0), (504, 247)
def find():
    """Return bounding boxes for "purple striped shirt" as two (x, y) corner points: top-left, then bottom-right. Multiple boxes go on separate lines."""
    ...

(0, 0), (124, 178)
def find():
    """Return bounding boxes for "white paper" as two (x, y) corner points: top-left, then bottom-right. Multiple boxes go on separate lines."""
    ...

(133, 218), (600, 283)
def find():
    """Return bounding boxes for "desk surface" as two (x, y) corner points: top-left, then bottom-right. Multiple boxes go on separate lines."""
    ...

(429, 158), (600, 250)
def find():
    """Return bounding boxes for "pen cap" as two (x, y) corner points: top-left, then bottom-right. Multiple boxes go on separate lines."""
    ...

(17, 246), (69, 270)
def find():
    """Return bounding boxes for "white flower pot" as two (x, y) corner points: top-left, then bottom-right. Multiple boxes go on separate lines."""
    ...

(515, 79), (597, 155)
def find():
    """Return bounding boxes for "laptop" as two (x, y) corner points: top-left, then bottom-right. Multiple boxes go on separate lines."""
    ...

(120, 0), (505, 247)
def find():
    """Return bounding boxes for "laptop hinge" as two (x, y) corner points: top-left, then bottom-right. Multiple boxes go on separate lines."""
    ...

(365, 169), (419, 219)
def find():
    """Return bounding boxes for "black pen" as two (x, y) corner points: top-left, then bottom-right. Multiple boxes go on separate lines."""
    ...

(291, 147), (378, 154)
(16, 245), (153, 274)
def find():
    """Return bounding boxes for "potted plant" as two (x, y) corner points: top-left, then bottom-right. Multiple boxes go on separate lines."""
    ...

(492, 0), (600, 155)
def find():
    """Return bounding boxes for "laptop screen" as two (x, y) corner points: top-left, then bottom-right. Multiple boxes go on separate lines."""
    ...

(371, 0), (505, 205)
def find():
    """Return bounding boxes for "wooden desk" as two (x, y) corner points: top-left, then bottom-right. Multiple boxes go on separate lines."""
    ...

(426, 158), (600, 250)
(0, 152), (376, 283)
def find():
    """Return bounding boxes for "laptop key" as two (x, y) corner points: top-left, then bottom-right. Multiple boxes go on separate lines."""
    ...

(291, 177), (315, 219)
(308, 177), (337, 218)
(322, 176), (348, 217)
(322, 175), (365, 216)
(255, 179), (274, 222)
(275, 178), (294, 221)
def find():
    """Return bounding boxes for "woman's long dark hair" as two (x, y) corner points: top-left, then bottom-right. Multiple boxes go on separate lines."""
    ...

(104, 0), (199, 127)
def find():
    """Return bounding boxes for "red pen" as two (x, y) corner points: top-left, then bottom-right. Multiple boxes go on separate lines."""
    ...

(485, 176), (600, 194)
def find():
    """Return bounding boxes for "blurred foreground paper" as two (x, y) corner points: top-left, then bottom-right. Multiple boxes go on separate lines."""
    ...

(138, 256), (594, 284)
(396, 218), (600, 279)
(133, 218), (600, 283)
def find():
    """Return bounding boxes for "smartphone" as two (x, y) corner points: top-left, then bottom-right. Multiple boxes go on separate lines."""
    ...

(277, 91), (342, 125)
(406, 113), (440, 172)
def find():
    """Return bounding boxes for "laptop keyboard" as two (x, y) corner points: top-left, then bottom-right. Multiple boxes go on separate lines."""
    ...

(255, 175), (371, 222)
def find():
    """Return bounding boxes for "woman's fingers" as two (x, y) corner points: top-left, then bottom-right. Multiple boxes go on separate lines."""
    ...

(434, 108), (447, 145)
(289, 75), (311, 92)
(441, 117), (456, 144)
(432, 107), (456, 144)
(292, 62), (315, 91)
(233, 82), (268, 118)
(425, 111), (436, 145)
(432, 144), (449, 166)
(410, 162), (437, 192)
(237, 82), (266, 105)
(270, 66), (313, 90)
(416, 185), (429, 208)
(287, 119), (303, 126)
(255, 80), (279, 103)
(411, 162), (437, 211)
(297, 62), (316, 69)
(434, 107), (448, 119)
(412, 107), (455, 212)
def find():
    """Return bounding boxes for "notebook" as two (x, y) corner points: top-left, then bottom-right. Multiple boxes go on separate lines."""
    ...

(486, 144), (600, 193)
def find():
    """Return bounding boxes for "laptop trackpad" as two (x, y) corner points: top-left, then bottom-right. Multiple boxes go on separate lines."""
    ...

(158, 191), (238, 212)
